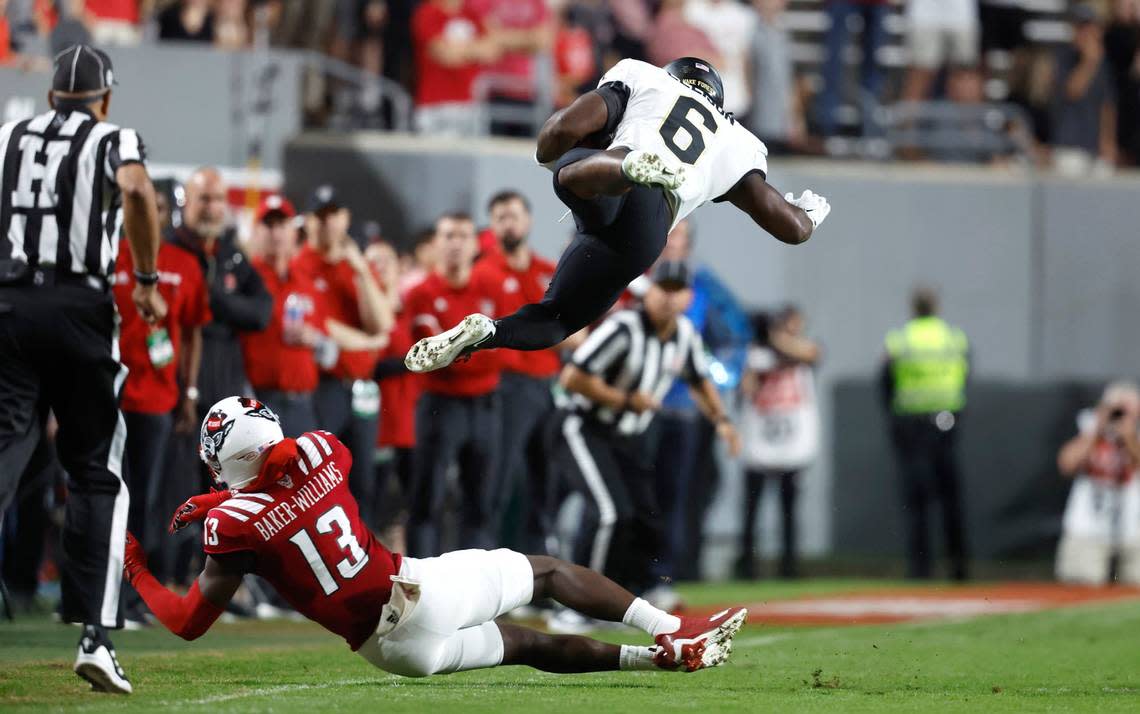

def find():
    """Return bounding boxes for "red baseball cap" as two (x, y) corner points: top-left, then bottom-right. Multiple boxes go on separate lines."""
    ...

(256, 195), (296, 224)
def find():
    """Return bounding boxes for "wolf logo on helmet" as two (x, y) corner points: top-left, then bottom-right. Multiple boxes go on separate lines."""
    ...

(238, 397), (280, 424)
(198, 396), (285, 489)
(199, 410), (235, 475)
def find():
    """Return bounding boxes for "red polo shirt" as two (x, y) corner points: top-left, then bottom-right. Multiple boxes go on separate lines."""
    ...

(405, 270), (504, 397)
(472, 248), (560, 379)
(412, 0), (485, 106)
(465, 0), (549, 100)
(239, 257), (323, 394)
(113, 240), (211, 415)
(377, 309), (421, 449)
(293, 245), (380, 381)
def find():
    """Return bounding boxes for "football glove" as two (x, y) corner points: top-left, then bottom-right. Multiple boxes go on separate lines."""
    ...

(784, 189), (831, 230)
(123, 532), (147, 586)
(169, 488), (232, 534)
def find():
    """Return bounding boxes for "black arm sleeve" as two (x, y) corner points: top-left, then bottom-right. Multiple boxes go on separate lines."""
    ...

(591, 81), (631, 138)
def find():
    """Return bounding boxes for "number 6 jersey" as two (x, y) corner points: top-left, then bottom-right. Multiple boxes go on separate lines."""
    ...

(598, 59), (769, 231)
(202, 430), (401, 650)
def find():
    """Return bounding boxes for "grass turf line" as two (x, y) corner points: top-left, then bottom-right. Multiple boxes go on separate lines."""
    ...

(2, 580), (1138, 713)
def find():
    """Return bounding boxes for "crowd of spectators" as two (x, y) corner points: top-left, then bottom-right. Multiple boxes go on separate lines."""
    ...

(2, 1), (1138, 168)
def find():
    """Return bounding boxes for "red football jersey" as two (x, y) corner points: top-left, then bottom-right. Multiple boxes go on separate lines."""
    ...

(202, 431), (401, 650)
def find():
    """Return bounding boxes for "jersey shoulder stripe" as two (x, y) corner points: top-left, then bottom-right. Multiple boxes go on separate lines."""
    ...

(309, 431), (333, 456)
(223, 498), (268, 515)
(296, 435), (321, 472)
(239, 492), (275, 503)
(213, 506), (250, 522)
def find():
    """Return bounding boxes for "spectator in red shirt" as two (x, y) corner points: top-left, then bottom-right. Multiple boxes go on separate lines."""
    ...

(411, 0), (500, 136)
(86, 0), (142, 46)
(465, 0), (553, 136)
(240, 196), (333, 437)
(293, 185), (393, 528)
(404, 212), (506, 556)
(472, 190), (561, 550)
(112, 230), (210, 620)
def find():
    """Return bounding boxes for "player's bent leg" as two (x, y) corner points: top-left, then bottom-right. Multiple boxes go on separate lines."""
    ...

(556, 148), (633, 199)
(526, 555), (748, 672)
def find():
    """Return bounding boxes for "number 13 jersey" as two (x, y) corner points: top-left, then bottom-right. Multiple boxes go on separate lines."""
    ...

(598, 59), (769, 231)
(202, 430), (401, 650)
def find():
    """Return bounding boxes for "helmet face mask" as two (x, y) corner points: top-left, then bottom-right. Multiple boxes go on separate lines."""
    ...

(199, 396), (284, 490)
(663, 56), (726, 110)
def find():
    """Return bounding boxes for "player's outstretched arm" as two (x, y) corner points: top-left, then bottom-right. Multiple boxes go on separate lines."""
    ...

(536, 91), (612, 167)
(124, 533), (248, 641)
(721, 173), (829, 246)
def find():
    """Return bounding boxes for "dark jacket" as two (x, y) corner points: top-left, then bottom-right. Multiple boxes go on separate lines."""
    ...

(169, 226), (272, 409)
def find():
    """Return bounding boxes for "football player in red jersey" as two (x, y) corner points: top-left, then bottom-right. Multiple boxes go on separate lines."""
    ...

(124, 397), (748, 678)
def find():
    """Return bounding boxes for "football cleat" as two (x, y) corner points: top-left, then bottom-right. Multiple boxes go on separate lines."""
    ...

(405, 314), (495, 373)
(654, 606), (747, 672)
(621, 150), (686, 191)
(74, 626), (132, 694)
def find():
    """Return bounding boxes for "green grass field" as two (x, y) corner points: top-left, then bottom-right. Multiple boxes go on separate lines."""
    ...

(3, 579), (1138, 713)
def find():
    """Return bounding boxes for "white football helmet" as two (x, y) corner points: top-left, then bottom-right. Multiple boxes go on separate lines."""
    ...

(199, 396), (284, 490)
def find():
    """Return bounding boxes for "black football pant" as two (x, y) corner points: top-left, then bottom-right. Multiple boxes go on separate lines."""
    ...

(550, 411), (664, 593)
(487, 147), (672, 351)
(0, 284), (128, 628)
(408, 391), (501, 557)
(890, 416), (969, 580)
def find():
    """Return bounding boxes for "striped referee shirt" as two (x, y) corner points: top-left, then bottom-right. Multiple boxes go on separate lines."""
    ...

(569, 307), (710, 436)
(0, 108), (146, 279)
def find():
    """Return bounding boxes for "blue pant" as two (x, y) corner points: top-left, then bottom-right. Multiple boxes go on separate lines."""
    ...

(818, 2), (889, 136)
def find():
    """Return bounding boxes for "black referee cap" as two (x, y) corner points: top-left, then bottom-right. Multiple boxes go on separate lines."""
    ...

(652, 260), (692, 290)
(52, 44), (116, 96)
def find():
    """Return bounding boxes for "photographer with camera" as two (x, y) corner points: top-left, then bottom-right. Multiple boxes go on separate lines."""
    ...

(1055, 381), (1140, 585)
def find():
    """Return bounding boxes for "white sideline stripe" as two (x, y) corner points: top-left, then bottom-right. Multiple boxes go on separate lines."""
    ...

(215, 507), (249, 522)
(172, 677), (387, 705)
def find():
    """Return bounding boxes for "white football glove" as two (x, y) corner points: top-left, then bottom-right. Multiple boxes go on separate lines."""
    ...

(784, 189), (831, 230)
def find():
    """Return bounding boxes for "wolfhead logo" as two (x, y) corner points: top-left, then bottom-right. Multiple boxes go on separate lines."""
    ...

(200, 410), (234, 472)
(239, 397), (280, 424)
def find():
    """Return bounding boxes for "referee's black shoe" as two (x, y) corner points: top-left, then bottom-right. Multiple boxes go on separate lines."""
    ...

(74, 624), (132, 694)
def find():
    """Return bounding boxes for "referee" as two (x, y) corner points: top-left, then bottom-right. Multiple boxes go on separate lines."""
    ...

(0, 45), (163, 695)
(552, 261), (740, 596)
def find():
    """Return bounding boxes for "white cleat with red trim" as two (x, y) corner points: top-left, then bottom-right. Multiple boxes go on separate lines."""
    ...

(653, 607), (748, 672)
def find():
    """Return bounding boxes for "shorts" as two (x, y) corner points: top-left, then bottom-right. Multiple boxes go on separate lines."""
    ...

(907, 26), (979, 69)
(356, 548), (534, 677)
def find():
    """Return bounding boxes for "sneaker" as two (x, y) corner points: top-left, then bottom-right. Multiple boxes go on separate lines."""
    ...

(405, 314), (495, 373)
(642, 585), (683, 613)
(544, 608), (596, 635)
(654, 607), (748, 672)
(74, 625), (132, 694)
(621, 150), (685, 191)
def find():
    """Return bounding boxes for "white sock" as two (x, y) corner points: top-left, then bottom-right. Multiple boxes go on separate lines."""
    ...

(622, 597), (681, 637)
(619, 644), (660, 671)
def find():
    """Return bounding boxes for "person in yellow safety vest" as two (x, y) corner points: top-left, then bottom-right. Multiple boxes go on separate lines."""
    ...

(880, 287), (970, 581)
